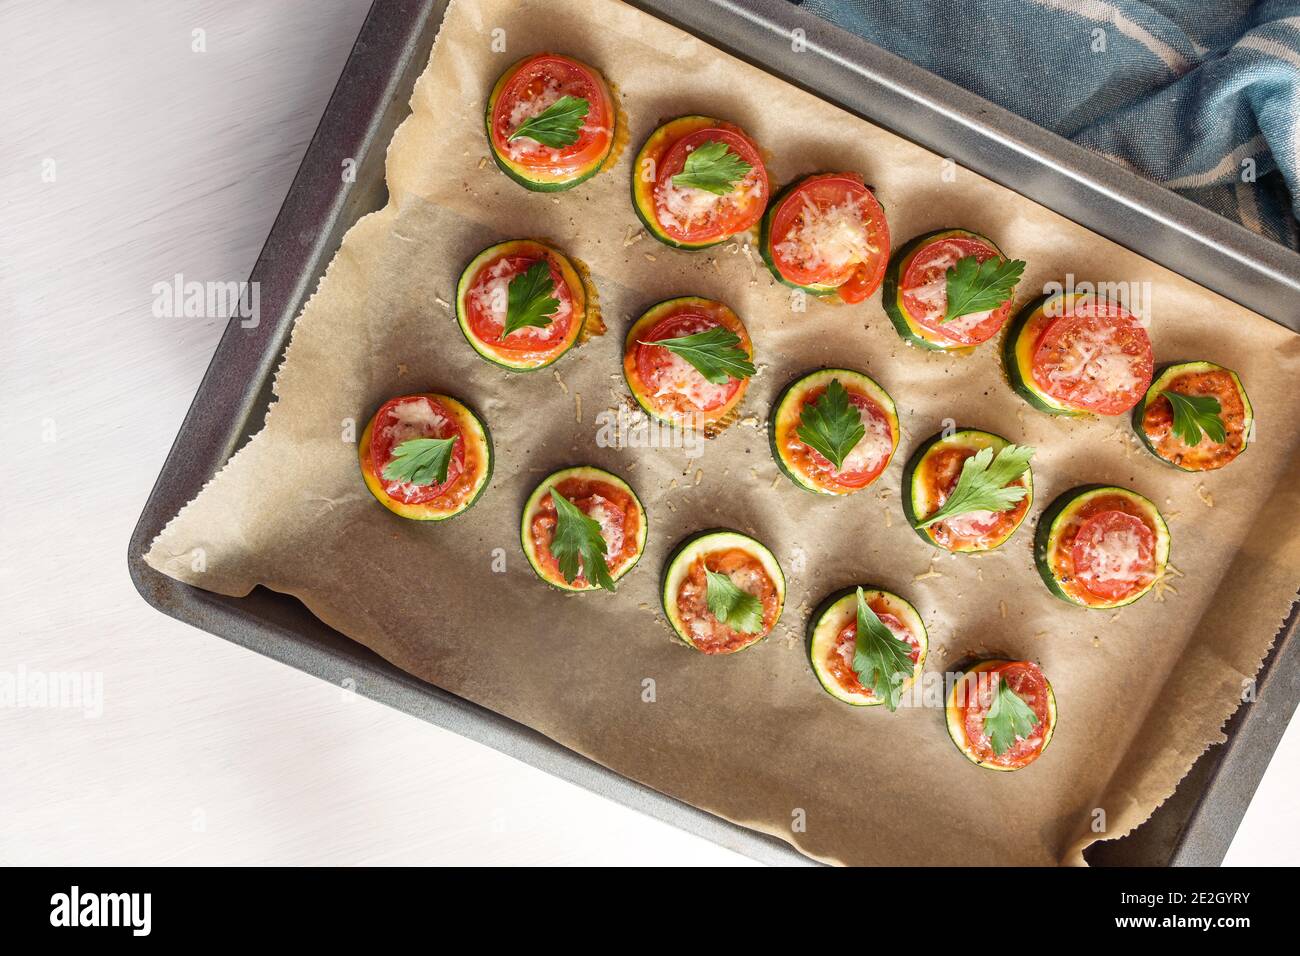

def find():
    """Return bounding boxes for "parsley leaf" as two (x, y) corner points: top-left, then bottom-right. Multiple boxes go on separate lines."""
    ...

(942, 255), (1025, 323)
(795, 379), (865, 472)
(704, 568), (765, 633)
(670, 140), (753, 195)
(852, 588), (915, 712)
(983, 676), (1039, 756)
(501, 259), (560, 340)
(639, 326), (755, 385)
(507, 95), (589, 149)
(381, 437), (457, 487)
(913, 444), (1034, 529)
(548, 491), (615, 592)
(1163, 390), (1226, 447)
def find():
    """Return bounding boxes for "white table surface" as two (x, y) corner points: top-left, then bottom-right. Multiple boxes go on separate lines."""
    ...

(2, 0), (1295, 867)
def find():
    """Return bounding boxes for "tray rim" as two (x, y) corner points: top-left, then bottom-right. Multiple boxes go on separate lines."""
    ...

(127, 0), (1299, 866)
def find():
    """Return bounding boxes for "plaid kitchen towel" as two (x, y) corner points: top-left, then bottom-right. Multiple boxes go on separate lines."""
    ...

(796, 0), (1300, 248)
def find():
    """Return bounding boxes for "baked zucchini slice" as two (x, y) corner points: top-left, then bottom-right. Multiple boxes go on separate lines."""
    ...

(456, 239), (587, 371)
(1131, 361), (1253, 472)
(485, 53), (616, 192)
(806, 587), (928, 706)
(769, 368), (899, 495)
(520, 466), (647, 592)
(882, 228), (1016, 350)
(945, 659), (1057, 772)
(359, 393), (493, 521)
(901, 428), (1033, 553)
(661, 530), (785, 654)
(1034, 485), (1170, 609)
(1002, 290), (1153, 417)
(622, 296), (753, 428)
(631, 116), (769, 249)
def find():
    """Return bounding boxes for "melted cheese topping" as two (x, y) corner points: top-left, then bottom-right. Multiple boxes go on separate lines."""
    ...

(654, 166), (763, 232)
(907, 247), (993, 332)
(502, 78), (607, 165)
(650, 349), (734, 409)
(584, 495), (626, 563)
(942, 508), (999, 537)
(469, 258), (570, 340)
(1077, 523), (1149, 583)
(1040, 320), (1144, 399)
(834, 406), (893, 476)
(386, 398), (448, 441)
(774, 194), (874, 273)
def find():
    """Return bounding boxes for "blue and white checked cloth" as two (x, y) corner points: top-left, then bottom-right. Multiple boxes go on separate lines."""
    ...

(797, 0), (1300, 248)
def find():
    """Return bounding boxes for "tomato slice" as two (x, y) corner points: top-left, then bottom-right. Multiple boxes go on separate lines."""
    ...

(530, 478), (640, 587)
(960, 661), (1052, 768)
(634, 308), (744, 413)
(674, 548), (780, 653)
(652, 125), (768, 244)
(1030, 298), (1153, 414)
(827, 610), (921, 697)
(1069, 510), (1157, 601)
(795, 388), (894, 489)
(369, 396), (466, 505)
(489, 54), (613, 175)
(922, 446), (1028, 549)
(901, 235), (1012, 345)
(767, 173), (889, 302)
(464, 251), (574, 351)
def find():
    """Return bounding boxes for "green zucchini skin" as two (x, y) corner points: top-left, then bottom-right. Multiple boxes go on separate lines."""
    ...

(484, 57), (615, 193)
(1032, 484), (1170, 609)
(805, 586), (928, 707)
(881, 228), (1008, 351)
(660, 529), (785, 654)
(768, 368), (899, 496)
(900, 428), (1032, 552)
(519, 466), (647, 592)
(455, 239), (587, 372)
(1000, 291), (1089, 417)
(757, 177), (840, 295)
(1130, 361), (1254, 472)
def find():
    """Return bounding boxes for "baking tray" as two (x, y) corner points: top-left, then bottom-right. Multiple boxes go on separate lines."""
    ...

(128, 0), (1300, 866)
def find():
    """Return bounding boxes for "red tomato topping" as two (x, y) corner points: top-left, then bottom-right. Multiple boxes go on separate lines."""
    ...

(1030, 297), (1153, 414)
(489, 54), (613, 176)
(465, 250), (574, 352)
(1069, 510), (1157, 601)
(901, 235), (1012, 345)
(652, 125), (768, 245)
(529, 477), (640, 587)
(634, 306), (745, 414)
(825, 606), (921, 698)
(369, 396), (466, 505)
(767, 173), (889, 303)
(958, 661), (1053, 769)
(920, 445), (1029, 549)
(784, 387), (894, 490)
(674, 548), (780, 654)
(1140, 368), (1248, 471)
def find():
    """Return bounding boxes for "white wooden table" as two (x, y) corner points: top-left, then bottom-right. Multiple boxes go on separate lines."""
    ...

(1, 0), (1294, 866)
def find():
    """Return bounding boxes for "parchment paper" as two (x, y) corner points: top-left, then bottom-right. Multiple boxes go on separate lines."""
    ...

(146, 0), (1300, 865)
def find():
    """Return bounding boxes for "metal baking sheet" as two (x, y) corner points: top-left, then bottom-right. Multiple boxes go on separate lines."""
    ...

(128, 0), (1300, 865)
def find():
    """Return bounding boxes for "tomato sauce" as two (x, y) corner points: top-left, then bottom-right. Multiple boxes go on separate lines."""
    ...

(1140, 368), (1248, 470)
(674, 548), (780, 654)
(824, 599), (921, 699)
(780, 385), (895, 492)
(1049, 493), (1160, 604)
(955, 661), (1053, 769)
(918, 445), (1029, 549)
(530, 477), (641, 587)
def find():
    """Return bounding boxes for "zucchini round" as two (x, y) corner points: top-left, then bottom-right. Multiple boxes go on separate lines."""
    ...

(882, 228), (1014, 351)
(806, 587), (928, 706)
(945, 659), (1058, 772)
(622, 296), (752, 427)
(661, 530), (785, 654)
(1034, 485), (1170, 609)
(358, 393), (493, 521)
(520, 466), (647, 592)
(769, 368), (899, 495)
(901, 428), (1033, 553)
(455, 239), (587, 371)
(484, 53), (616, 192)
(1131, 361), (1253, 472)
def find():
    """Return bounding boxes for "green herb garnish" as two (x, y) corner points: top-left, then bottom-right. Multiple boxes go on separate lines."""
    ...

(704, 569), (765, 634)
(983, 676), (1039, 756)
(500, 259), (560, 340)
(852, 588), (915, 712)
(1163, 391), (1225, 447)
(381, 437), (457, 487)
(548, 491), (615, 591)
(913, 444), (1034, 529)
(639, 327), (755, 385)
(670, 140), (752, 195)
(508, 95), (589, 149)
(942, 255), (1025, 323)
(795, 379), (865, 472)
